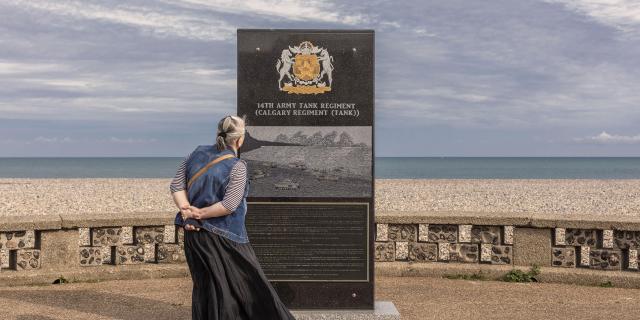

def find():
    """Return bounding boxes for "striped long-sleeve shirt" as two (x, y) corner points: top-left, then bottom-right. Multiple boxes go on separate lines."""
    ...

(170, 151), (247, 212)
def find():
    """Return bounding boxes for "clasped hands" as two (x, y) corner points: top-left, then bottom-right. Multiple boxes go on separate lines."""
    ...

(181, 204), (203, 231)
(179, 201), (232, 232)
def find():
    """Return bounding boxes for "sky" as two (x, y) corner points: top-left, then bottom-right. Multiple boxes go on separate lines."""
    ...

(0, 0), (639, 157)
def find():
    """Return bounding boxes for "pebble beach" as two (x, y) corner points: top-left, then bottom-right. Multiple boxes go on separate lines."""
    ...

(1, 178), (639, 217)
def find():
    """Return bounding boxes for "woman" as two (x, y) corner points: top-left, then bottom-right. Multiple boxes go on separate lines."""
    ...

(170, 115), (296, 320)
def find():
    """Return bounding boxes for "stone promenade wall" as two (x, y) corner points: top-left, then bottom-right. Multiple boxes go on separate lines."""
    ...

(0, 212), (188, 285)
(375, 212), (640, 275)
(3, 211), (640, 286)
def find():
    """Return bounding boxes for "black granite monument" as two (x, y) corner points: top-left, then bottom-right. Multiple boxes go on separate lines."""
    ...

(237, 29), (375, 309)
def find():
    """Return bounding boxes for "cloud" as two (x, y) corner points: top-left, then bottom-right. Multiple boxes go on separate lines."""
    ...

(31, 136), (157, 144)
(167, 0), (371, 25)
(413, 27), (438, 37)
(34, 136), (73, 143)
(0, 61), (236, 119)
(544, 0), (640, 36)
(573, 131), (640, 144)
(406, 87), (493, 103)
(3, 0), (373, 44)
(4, 0), (237, 41)
(107, 137), (158, 144)
(0, 138), (20, 144)
(1, 0), (640, 156)
(0, 62), (69, 75)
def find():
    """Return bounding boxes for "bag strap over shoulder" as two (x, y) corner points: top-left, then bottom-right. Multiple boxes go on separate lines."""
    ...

(186, 153), (235, 189)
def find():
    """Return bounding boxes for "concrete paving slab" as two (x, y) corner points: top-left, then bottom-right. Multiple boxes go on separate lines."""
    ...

(1, 276), (640, 319)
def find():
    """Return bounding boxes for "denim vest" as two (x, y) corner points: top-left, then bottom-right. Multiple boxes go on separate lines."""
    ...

(173, 144), (250, 243)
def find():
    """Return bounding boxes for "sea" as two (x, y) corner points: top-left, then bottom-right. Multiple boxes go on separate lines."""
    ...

(1, 157), (640, 179)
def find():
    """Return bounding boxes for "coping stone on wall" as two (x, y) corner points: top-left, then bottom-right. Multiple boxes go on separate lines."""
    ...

(376, 211), (530, 226)
(376, 211), (640, 231)
(0, 215), (62, 232)
(525, 213), (640, 231)
(60, 212), (175, 228)
(3, 210), (640, 232)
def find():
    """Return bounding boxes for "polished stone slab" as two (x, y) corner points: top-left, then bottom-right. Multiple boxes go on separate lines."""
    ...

(290, 301), (400, 320)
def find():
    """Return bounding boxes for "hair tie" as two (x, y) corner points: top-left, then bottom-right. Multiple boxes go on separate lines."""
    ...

(219, 131), (227, 138)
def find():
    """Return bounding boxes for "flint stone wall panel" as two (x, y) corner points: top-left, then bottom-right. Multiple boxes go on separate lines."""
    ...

(471, 226), (501, 245)
(551, 247), (576, 268)
(374, 242), (394, 262)
(490, 245), (513, 265)
(449, 243), (479, 263)
(614, 230), (640, 250)
(115, 245), (146, 265)
(157, 244), (186, 263)
(0, 230), (35, 250)
(565, 229), (597, 247)
(134, 226), (165, 245)
(15, 249), (41, 270)
(79, 247), (103, 266)
(92, 227), (123, 246)
(388, 224), (416, 242)
(589, 249), (622, 270)
(407, 242), (437, 262)
(428, 225), (457, 243)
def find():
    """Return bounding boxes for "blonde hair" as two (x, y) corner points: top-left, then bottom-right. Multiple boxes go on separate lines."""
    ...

(216, 115), (246, 151)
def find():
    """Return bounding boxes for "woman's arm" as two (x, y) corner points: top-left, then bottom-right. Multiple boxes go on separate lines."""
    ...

(193, 201), (232, 219)
(190, 160), (247, 219)
(169, 152), (196, 221)
(171, 190), (191, 213)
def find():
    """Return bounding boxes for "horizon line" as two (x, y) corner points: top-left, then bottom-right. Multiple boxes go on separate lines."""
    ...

(1, 156), (640, 159)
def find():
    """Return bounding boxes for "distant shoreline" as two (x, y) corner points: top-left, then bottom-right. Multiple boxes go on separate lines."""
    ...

(1, 157), (640, 179)
(1, 156), (640, 158)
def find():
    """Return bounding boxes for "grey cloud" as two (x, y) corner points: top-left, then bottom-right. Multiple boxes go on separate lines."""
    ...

(162, 0), (372, 25)
(6, 0), (237, 41)
(544, 0), (640, 38)
(574, 131), (640, 144)
(1, 0), (639, 156)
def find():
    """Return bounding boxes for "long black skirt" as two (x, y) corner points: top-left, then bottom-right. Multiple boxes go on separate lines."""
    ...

(183, 229), (296, 320)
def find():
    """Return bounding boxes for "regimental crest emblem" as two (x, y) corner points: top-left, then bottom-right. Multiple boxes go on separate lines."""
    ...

(276, 41), (334, 94)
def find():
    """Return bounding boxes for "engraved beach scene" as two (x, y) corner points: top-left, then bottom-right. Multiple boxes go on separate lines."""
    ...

(240, 126), (372, 197)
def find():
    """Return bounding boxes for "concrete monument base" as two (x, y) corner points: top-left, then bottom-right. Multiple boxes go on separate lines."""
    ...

(290, 301), (400, 320)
